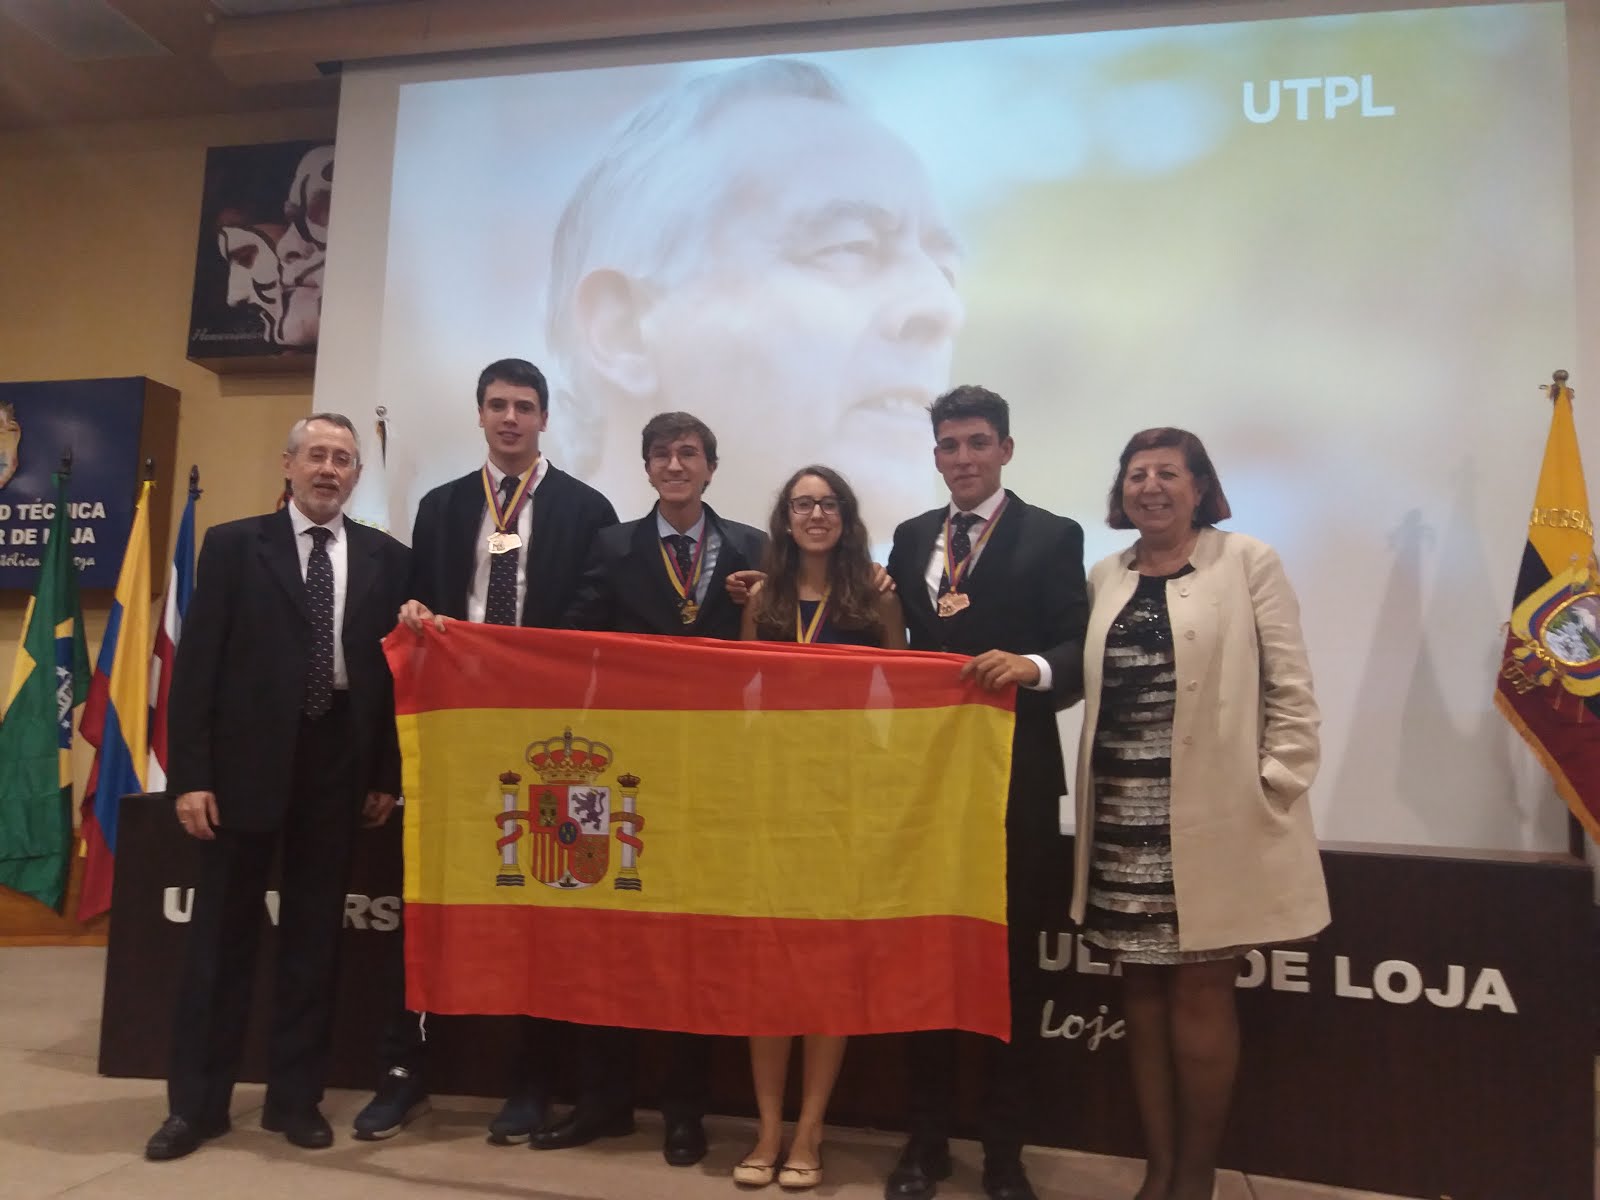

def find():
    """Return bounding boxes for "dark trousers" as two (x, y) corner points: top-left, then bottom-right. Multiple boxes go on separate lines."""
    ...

(575, 1026), (713, 1123)
(168, 697), (359, 1123)
(375, 907), (559, 1101)
(904, 902), (1038, 1160)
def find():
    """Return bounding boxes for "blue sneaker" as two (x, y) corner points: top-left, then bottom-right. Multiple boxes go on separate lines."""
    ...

(486, 1089), (548, 1145)
(352, 1067), (429, 1141)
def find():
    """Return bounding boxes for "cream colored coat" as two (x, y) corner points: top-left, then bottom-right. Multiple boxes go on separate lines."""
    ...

(1070, 527), (1330, 951)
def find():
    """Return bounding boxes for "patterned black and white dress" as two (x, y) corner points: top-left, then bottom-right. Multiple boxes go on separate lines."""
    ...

(1083, 567), (1247, 964)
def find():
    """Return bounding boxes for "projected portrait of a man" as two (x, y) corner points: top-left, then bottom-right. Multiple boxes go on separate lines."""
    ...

(544, 59), (964, 540)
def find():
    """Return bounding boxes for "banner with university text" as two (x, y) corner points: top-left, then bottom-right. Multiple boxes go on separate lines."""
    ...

(386, 623), (1015, 1039)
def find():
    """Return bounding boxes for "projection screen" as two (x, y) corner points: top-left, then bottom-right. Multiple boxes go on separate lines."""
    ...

(316, 1), (1579, 852)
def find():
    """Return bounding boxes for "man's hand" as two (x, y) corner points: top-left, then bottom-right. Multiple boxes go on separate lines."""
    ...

(363, 792), (399, 828)
(869, 562), (896, 594)
(959, 650), (1041, 691)
(725, 570), (766, 606)
(398, 599), (446, 633)
(175, 790), (220, 840)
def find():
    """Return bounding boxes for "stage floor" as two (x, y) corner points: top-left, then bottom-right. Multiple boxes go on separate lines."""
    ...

(0, 946), (1582, 1200)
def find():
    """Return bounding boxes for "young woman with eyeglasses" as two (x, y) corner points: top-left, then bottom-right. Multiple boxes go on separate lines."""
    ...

(732, 465), (905, 1191)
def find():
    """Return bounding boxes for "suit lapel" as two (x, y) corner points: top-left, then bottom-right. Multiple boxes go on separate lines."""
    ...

(259, 509), (310, 624)
(446, 472), (483, 618)
(343, 519), (379, 635)
(522, 465), (569, 624)
(694, 505), (749, 633)
(960, 491), (1023, 604)
(628, 507), (684, 630)
(902, 508), (944, 627)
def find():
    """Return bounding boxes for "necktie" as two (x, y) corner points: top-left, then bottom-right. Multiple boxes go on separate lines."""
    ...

(664, 534), (695, 583)
(950, 511), (981, 566)
(485, 473), (522, 626)
(940, 511), (982, 596)
(304, 525), (335, 718)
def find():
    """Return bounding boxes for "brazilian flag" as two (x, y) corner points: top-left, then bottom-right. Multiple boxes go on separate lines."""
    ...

(0, 470), (90, 910)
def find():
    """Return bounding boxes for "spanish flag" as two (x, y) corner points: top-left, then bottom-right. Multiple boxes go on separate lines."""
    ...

(1496, 379), (1600, 839)
(386, 622), (1015, 1039)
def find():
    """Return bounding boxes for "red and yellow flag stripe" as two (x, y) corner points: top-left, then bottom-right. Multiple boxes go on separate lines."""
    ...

(387, 622), (1016, 1039)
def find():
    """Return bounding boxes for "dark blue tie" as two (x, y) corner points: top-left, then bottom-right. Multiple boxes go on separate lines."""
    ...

(939, 512), (981, 597)
(304, 525), (334, 718)
(485, 474), (522, 626)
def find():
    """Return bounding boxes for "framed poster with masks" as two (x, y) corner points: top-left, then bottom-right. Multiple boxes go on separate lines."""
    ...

(186, 140), (333, 372)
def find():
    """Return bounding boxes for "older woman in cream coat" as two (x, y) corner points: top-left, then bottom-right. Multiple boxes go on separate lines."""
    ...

(1070, 428), (1328, 1200)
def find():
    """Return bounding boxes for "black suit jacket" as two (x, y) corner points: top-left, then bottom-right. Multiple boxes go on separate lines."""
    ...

(887, 491), (1087, 923)
(408, 464), (618, 627)
(564, 503), (767, 639)
(167, 510), (411, 832)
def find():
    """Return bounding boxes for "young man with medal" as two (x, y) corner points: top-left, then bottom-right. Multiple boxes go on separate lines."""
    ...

(558, 410), (766, 1166)
(883, 385), (1088, 1200)
(353, 358), (618, 1146)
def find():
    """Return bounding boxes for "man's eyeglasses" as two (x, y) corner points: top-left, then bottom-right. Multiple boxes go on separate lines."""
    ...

(788, 496), (842, 517)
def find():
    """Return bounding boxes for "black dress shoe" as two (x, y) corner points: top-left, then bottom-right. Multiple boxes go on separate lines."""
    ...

(529, 1108), (635, 1150)
(662, 1116), (708, 1166)
(261, 1105), (334, 1149)
(981, 1160), (1038, 1200)
(885, 1136), (953, 1200)
(144, 1114), (230, 1161)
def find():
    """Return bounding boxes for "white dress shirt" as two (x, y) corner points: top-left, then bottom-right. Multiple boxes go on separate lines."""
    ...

(467, 457), (549, 624)
(654, 508), (721, 606)
(921, 487), (1053, 692)
(287, 503), (349, 689)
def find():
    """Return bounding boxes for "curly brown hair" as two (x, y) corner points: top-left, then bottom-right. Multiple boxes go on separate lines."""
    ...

(752, 465), (881, 640)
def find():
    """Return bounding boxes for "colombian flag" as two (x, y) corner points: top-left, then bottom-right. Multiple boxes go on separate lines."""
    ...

(1496, 379), (1600, 839)
(387, 622), (1016, 1040)
(78, 479), (154, 918)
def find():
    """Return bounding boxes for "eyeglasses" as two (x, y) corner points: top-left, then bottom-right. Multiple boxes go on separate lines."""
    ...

(788, 496), (842, 517)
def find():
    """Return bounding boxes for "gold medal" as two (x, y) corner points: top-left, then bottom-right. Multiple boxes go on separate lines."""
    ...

(487, 530), (522, 555)
(680, 599), (699, 625)
(936, 591), (971, 618)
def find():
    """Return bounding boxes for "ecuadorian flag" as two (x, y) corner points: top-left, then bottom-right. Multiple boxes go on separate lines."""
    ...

(387, 622), (1016, 1039)
(79, 480), (154, 916)
(1496, 379), (1600, 839)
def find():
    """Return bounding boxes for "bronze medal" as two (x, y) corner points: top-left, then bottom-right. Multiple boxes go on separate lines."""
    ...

(936, 591), (971, 618)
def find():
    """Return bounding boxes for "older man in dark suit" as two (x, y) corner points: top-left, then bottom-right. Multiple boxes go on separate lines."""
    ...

(144, 413), (410, 1161)
(353, 358), (618, 1146)
(883, 385), (1088, 1200)
(555, 411), (765, 1165)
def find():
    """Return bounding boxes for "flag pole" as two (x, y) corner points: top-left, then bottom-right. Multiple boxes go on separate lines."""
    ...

(1545, 370), (1589, 859)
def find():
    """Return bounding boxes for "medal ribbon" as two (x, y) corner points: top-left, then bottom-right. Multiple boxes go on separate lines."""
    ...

(796, 587), (832, 644)
(658, 530), (708, 606)
(942, 493), (1009, 594)
(481, 464), (535, 534)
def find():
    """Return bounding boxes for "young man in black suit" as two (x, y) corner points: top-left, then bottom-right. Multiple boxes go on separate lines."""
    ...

(353, 358), (618, 1145)
(145, 413), (411, 1161)
(553, 411), (766, 1165)
(883, 385), (1088, 1200)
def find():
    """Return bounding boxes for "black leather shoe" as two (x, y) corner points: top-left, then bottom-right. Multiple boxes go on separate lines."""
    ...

(662, 1116), (708, 1166)
(981, 1159), (1038, 1200)
(261, 1105), (334, 1149)
(885, 1136), (953, 1200)
(529, 1109), (635, 1150)
(486, 1090), (548, 1145)
(144, 1114), (230, 1161)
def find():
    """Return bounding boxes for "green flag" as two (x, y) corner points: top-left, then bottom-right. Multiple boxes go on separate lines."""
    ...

(0, 470), (90, 910)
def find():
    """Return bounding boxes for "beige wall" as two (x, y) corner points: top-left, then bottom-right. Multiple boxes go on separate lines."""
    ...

(0, 106), (336, 873)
